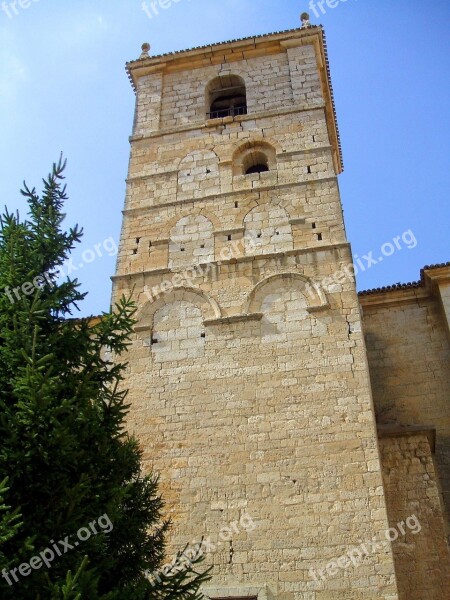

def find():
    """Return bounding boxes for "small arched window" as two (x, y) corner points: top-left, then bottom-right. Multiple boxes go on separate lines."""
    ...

(232, 142), (277, 177)
(246, 164), (269, 175)
(207, 75), (247, 120)
(243, 151), (270, 175)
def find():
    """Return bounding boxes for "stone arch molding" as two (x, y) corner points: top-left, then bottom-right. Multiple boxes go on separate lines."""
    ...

(244, 272), (328, 315)
(168, 214), (215, 269)
(243, 202), (293, 255)
(232, 138), (279, 162)
(177, 149), (220, 197)
(163, 210), (222, 239)
(206, 69), (248, 87)
(205, 72), (247, 114)
(242, 199), (292, 222)
(232, 139), (278, 176)
(136, 287), (221, 333)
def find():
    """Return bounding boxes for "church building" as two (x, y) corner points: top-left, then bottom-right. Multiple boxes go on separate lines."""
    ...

(112, 14), (450, 600)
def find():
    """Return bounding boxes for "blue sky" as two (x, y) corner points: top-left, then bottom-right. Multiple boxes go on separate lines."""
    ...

(1, 0), (449, 317)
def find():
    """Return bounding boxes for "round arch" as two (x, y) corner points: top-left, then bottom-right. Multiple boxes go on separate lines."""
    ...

(241, 201), (292, 225)
(137, 287), (222, 332)
(244, 272), (328, 314)
(154, 210), (222, 243)
(243, 203), (293, 255)
(206, 74), (247, 119)
(232, 140), (278, 176)
(231, 139), (279, 162)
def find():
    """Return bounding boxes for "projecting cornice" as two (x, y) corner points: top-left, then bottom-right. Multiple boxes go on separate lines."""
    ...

(358, 263), (450, 308)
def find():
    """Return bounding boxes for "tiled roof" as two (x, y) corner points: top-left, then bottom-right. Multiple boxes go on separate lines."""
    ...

(128, 26), (320, 63)
(321, 27), (343, 169)
(358, 262), (450, 296)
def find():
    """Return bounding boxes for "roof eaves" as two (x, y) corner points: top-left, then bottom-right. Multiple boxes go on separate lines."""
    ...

(321, 27), (343, 171)
(127, 26), (316, 64)
(358, 262), (450, 297)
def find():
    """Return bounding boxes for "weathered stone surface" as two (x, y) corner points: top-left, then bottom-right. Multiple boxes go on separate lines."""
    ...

(112, 24), (450, 600)
(361, 273), (450, 528)
(379, 430), (450, 600)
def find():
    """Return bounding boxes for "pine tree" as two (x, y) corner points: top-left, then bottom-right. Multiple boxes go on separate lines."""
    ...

(0, 157), (210, 599)
(0, 478), (26, 577)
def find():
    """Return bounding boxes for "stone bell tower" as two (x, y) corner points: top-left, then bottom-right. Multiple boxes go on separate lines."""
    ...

(112, 16), (400, 600)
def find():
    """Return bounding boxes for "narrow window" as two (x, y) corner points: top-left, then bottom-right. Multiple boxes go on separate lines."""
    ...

(207, 75), (247, 120)
(243, 150), (270, 175)
(246, 163), (269, 175)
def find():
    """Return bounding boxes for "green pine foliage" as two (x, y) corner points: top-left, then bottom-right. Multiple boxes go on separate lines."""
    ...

(0, 157), (210, 599)
(0, 478), (28, 574)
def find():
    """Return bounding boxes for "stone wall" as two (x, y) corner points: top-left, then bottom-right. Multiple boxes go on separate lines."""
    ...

(361, 288), (450, 530)
(132, 45), (321, 137)
(379, 429), (450, 600)
(115, 27), (400, 599)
